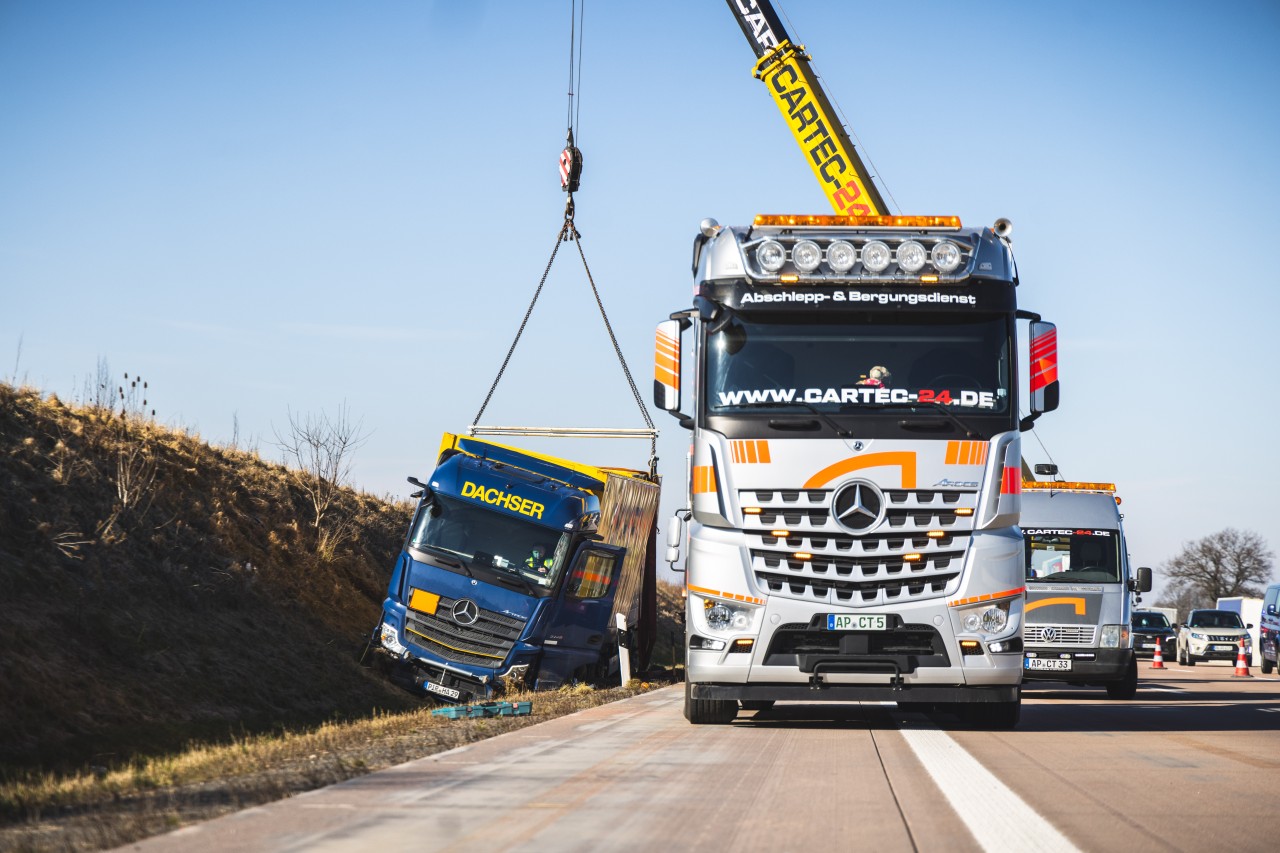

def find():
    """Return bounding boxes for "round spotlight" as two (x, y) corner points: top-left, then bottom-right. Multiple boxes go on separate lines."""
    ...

(757, 240), (785, 273)
(930, 240), (962, 273)
(897, 240), (926, 273)
(861, 240), (891, 273)
(981, 606), (1008, 633)
(792, 240), (821, 273)
(827, 240), (856, 273)
(705, 602), (732, 631)
(963, 612), (982, 632)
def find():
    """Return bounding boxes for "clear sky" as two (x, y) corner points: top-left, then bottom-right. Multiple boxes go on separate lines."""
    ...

(4, 1), (1279, 598)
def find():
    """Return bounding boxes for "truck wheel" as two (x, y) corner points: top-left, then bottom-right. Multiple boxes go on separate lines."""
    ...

(684, 680), (738, 724)
(964, 699), (1020, 730)
(1262, 653), (1274, 675)
(1106, 657), (1138, 700)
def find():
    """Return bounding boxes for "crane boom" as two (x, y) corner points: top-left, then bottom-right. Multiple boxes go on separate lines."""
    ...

(724, 0), (888, 216)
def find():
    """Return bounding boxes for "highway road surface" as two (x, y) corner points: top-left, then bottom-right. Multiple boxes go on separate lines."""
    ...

(123, 663), (1280, 852)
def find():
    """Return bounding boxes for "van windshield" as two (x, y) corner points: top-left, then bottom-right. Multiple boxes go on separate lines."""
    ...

(1024, 528), (1122, 584)
(409, 494), (569, 594)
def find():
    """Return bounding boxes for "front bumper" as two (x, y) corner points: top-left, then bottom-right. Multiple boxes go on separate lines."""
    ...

(1132, 633), (1176, 657)
(1021, 647), (1132, 682)
(691, 682), (1018, 704)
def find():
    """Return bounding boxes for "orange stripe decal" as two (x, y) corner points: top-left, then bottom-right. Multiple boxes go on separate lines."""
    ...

(803, 451), (917, 489)
(1024, 596), (1086, 615)
(688, 584), (765, 606)
(948, 586), (1026, 608)
(693, 465), (717, 494)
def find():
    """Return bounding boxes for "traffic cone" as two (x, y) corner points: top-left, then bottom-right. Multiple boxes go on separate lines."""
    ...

(1232, 638), (1253, 678)
(1151, 636), (1166, 669)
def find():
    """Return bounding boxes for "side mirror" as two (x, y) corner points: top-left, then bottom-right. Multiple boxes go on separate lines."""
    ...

(1247, 623), (1254, 630)
(1268, 604), (1277, 616)
(1034, 463), (1058, 476)
(1136, 566), (1152, 593)
(664, 510), (690, 572)
(654, 320), (682, 414)
(1021, 320), (1059, 431)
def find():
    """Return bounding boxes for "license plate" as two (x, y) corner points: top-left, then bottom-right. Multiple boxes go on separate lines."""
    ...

(1212, 645), (1235, 652)
(1141, 641), (1157, 648)
(424, 680), (461, 700)
(827, 614), (887, 631)
(1025, 657), (1072, 671)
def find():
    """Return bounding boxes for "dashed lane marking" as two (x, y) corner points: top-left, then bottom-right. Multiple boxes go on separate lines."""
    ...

(898, 720), (1080, 853)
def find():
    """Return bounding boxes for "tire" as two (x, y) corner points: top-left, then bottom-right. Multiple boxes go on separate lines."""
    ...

(964, 699), (1020, 730)
(1261, 652), (1274, 675)
(1106, 657), (1138, 700)
(740, 700), (775, 712)
(684, 680), (738, 724)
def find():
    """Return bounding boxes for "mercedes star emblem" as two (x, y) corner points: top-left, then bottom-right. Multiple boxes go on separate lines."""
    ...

(831, 480), (885, 533)
(452, 599), (480, 626)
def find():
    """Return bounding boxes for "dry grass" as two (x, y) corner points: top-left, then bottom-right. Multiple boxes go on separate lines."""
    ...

(0, 682), (666, 852)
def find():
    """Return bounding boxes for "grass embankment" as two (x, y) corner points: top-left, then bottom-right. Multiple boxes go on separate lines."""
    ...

(0, 682), (666, 852)
(0, 381), (687, 851)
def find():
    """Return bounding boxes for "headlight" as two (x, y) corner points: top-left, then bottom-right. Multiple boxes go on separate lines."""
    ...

(861, 240), (891, 272)
(701, 597), (758, 634)
(757, 240), (785, 273)
(1191, 631), (1205, 640)
(792, 240), (821, 272)
(380, 622), (406, 655)
(959, 600), (1013, 636)
(930, 240), (962, 272)
(896, 240), (927, 273)
(827, 240), (856, 272)
(1100, 624), (1129, 648)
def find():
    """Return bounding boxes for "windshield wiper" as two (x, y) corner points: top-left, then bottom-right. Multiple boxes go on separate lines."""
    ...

(413, 543), (474, 578)
(856, 400), (982, 438)
(744, 401), (855, 437)
(493, 570), (537, 595)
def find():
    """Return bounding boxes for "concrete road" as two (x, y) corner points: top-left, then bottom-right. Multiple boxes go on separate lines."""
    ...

(123, 662), (1280, 853)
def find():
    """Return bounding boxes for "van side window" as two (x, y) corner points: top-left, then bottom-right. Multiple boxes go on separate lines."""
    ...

(570, 552), (617, 599)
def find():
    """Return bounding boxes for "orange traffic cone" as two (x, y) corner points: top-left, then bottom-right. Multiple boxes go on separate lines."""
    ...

(1232, 638), (1253, 678)
(1151, 636), (1166, 669)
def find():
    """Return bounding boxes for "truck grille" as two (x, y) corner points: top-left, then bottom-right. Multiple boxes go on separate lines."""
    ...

(741, 488), (973, 606)
(762, 622), (949, 670)
(404, 596), (527, 669)
(1023, 624), (1096, 647)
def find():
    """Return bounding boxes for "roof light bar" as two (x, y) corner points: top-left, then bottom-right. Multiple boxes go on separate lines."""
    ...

(1022, 481), (1116, 493)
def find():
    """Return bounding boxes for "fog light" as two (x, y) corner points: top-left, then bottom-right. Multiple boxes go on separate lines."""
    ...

(960, 639), (983, 656)
(897, 240), (927, 273)
(827, 240), (856, 272)
(689, 635), (727, 651)
(930, 240), (962, 272)
(730, 638), (755, 653)
(861, 240), (891, 272)
(757, 240), (785, 273)
(792, 240), (821, 272)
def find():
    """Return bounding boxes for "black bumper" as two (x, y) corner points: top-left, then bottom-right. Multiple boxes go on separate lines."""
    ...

(1022, 647), (1132, 682)
(691, 682), (1019, 704)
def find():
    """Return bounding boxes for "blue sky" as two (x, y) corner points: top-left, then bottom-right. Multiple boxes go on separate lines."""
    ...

(3, 1), (1279, 597)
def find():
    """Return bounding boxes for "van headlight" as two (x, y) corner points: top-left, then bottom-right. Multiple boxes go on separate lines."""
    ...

(1100, 624), (1129, 648)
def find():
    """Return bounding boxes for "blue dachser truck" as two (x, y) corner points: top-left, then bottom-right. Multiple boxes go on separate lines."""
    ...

(374, 433), (661, 702)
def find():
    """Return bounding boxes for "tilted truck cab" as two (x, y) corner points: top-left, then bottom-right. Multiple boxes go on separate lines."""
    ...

(1021, 479), (1152, 699)
(376, 434), (659, 703)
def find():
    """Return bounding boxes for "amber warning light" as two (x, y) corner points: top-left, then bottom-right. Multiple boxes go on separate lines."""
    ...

(754, 214), (962, 229)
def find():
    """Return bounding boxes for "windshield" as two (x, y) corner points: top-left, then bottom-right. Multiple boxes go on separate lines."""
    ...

(1188, 611), (1244, 629)
(1024, 528), (1122, 584)
(409, 494), (569, 594)
(1132, 612), (1170, 629)
(705, 312), (1011, 416)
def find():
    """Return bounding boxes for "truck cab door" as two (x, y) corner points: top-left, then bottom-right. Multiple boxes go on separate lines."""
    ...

(536, 543), (626, 688)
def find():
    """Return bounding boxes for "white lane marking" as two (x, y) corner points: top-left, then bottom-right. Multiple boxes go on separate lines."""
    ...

(1142, 687), (1187, 693)
(898, 723), (1079, 853)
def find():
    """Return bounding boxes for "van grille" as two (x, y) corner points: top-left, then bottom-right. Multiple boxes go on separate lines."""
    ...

(404, 595), (527, 669)
(1023, 624), (1096, 647)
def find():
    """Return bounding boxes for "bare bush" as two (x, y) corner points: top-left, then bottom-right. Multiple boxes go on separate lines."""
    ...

(273, 403), (369, 558)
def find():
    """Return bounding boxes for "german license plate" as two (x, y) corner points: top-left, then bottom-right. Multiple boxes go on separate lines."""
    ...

(424, 680), (461, 700)
(1212, 644), (1235, 652)
(827, 614), (887, 631)
(1025, 657), (1072, 671)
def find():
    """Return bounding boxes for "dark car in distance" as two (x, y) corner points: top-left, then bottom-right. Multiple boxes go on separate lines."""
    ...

(1131, 610), (1177, 659)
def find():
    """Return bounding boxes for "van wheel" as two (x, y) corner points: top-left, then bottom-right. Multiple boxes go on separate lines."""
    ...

(1106, 658), (1138, 699)
(684, 681), (738, 724)
(1262, 653), (1275, 675)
